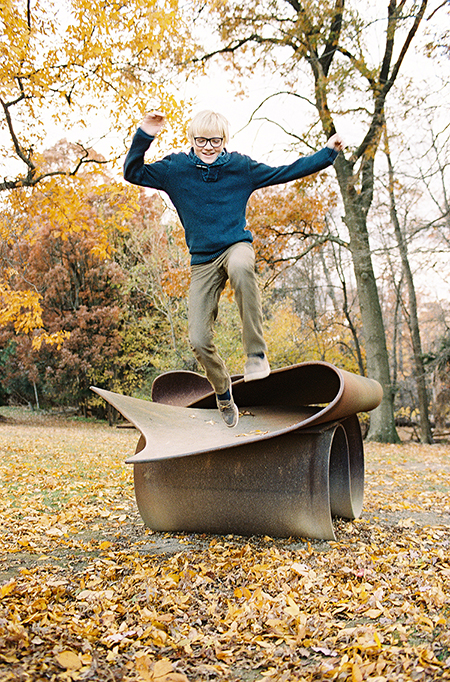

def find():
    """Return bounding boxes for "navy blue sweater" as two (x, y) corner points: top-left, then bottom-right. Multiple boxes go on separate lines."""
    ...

(124, 128), (338, 264)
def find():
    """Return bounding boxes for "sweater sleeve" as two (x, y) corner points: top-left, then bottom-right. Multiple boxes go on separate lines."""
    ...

(248, 146), (338, 190)
(123, 128), (171, 190)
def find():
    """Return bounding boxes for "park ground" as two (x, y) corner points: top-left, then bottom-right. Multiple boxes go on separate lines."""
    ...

(0, 407), (449, 681)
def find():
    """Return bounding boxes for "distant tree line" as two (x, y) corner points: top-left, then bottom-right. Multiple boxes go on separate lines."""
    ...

(1, 0), (450, 440)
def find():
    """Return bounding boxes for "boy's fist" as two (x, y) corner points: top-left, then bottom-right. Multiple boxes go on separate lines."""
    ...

(326, 133), (344, 152)
(140, 110), (165, 137)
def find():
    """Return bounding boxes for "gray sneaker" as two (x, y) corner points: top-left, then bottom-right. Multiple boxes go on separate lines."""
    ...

(244, 354), (271, 382)
(216, 390), (239, 428)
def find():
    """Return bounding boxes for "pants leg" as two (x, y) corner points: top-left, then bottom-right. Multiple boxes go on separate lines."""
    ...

(223, 242), (267, 356)
(188, 258), (230, 395)
(188, 242), (267, 395)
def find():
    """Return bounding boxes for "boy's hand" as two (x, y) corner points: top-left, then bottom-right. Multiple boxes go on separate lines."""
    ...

(326, 133), (344, 152)
(140, 110), (165, 137)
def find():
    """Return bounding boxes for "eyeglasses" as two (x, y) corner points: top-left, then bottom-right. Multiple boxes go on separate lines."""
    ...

(194, 137), (223, 148)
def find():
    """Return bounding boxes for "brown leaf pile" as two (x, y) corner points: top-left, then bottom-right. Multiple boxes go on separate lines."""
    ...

(0, 409), (449, 681)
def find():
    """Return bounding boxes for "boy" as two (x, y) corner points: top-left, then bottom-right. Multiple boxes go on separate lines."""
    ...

(124, 110), (343, 428)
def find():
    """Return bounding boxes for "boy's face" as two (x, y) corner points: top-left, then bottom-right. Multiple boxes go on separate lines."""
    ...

(193, 132), (225, 164)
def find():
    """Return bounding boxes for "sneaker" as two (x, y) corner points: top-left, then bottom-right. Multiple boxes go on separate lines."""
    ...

(244, 354), (271, 382)
(216, 388), (239, 428)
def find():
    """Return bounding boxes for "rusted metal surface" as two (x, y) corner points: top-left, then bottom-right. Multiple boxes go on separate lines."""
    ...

(184, 361), (383, 425)
(151, 370), (243, 407)
(150, 370), (212, 407)
(91, 361), (381, 540)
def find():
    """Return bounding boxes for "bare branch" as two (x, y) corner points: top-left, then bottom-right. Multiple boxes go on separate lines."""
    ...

(192, 34), (264, 63)
(352, 0), (428, 163)
(385, 0), (428, 89)
(426, 0), (448, 22)
(0, 95), (35, 180)
(258, 230), (349, 269)
(0, 153), (112, 192)
(234, 91), (318, 148)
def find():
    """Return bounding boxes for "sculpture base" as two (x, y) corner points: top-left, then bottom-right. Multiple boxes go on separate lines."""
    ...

(92, 361), (382, 540)
(133, 415), (363, 540)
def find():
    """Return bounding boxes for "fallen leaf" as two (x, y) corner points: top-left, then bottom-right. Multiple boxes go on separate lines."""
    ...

(56, 650), (82, 670)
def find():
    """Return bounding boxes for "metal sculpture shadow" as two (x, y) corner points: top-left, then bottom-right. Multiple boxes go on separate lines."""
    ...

(92, 361), (382, 540)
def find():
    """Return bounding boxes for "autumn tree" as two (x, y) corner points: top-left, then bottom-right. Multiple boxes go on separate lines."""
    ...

(1, 0), (195, 340)
(197, 0), (435, 441)
(0, 139), (182, 411)
(366, 78), (450, 442)
(116, 192), (192, 371)
(0, 0), (193, 191)
(381, 127), (434, 443)
(246, 180), (365, 374)
(0, 218), (124, 410)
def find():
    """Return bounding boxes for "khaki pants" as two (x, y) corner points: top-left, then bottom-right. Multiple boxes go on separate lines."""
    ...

(188, 242), (267, 395)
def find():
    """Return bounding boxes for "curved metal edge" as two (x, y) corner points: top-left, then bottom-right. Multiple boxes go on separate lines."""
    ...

(153, 361), (383, 429)
(91, 359), (381, 465)
(328, 414), (364, 520)
(91, 386), (327, 463)
(90, 381), (372, 464)
(151, 371), (212, 407)
(151, 371), (243, 407)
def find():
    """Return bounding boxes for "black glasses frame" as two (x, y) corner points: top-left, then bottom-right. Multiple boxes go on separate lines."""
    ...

(194, 137), (224, 148)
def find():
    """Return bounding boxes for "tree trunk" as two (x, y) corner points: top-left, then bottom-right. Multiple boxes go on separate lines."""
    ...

(385, 142), (433, 443)
(33, 380), (40, 410)
(334, 155), (400, 442)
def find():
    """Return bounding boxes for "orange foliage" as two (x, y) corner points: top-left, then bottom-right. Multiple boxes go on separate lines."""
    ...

(1, 143), (138, 342)
(248, 177), (337, 276)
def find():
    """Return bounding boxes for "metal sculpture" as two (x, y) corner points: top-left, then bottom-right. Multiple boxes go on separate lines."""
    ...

(92, 361), (382, 540)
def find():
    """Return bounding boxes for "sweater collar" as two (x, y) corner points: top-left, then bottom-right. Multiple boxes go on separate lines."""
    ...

(188, 148), (230, 182)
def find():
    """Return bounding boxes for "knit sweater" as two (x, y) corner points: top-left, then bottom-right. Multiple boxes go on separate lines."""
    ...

(123, 128), (338, 265)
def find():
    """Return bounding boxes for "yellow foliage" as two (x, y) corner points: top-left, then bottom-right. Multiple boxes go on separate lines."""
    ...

(0, 279), (43, 334)
(0, 275), (70, 346)
(31, 330), (71, 350)
(1, 0), (196, 193)
(0, 165), (143, 342)
(264, 301), (364, 374)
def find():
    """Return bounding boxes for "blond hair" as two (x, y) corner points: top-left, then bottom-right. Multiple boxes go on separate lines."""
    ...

(188, 110), (230, 145)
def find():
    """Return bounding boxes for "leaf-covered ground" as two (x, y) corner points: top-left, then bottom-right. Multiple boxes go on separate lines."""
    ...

(0, 408), (449, 682)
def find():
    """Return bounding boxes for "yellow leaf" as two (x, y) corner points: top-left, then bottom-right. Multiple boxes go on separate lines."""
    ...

(152, 659), (189, 681)
(56, 650), (82, 670)
(99, 540), (112, 550)
(416, 615), (434, 630)
(136, 653), (153, 681)
(285, 605), (300, 618)
(0, 580), (16, 598)
(364, 608), (382, 619)
(352, 663), (363, 682)
(153, 660), (173, 677)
